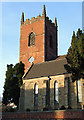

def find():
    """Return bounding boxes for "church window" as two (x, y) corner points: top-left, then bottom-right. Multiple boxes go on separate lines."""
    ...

(28, 32), (35, 46)
(54, 81), (59, 105)
(34, 83), (38, 106)
(77, 80), (82, 102)
(49, 35), (53, 48)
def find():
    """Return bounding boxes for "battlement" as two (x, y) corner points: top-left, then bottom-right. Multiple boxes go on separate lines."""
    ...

(23, 15), (43, 25)
(22, 15), (56, 28)
(46, 16), (55, 27)
(21, 5), (57, 27)
(25, 15), (41, 22)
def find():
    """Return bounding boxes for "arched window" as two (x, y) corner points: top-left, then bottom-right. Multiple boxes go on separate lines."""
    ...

(34, 83), (38, 106)
(54, 81), (59, 105)
(77, 80), (82, 102)
(28, 32), (35, 46)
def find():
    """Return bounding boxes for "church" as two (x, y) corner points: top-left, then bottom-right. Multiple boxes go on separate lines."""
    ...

(19, 5), (84, 111)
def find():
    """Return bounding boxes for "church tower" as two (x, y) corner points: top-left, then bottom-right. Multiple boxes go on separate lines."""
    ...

(19, 5), (58, 72)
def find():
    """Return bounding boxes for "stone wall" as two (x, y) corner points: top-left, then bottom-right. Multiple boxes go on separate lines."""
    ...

(19, 77), (49, 111)
(81, 78), (84, 108)
(19, 74), (84, 111)
(46, 17), (57, 61)
(2, 110), (84, 120)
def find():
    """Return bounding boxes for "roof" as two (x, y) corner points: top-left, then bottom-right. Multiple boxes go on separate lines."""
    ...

(23, 55), (68, 80)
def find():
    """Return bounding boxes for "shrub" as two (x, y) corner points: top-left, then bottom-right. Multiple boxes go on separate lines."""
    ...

(3, 107), (16, 112)
(26, 108), (30, 112)
(68, 106), (72, 109)
(43, 107), (49, 111)
(60, 105), (66, 110)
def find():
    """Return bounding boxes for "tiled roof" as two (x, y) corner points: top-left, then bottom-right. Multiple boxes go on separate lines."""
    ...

(23, 55), (68, 80)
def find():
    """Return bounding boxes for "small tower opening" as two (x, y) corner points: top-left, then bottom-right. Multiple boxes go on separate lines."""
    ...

(28, 32), (35, 46)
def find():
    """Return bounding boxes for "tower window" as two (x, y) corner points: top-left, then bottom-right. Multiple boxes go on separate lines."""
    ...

(54, 81), (59, 105)
(49, 35), (53, 48)
(28, 32), (35, 46)
(34, 83), (38, 106)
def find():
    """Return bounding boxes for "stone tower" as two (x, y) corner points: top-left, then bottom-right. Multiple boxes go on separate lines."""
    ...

(19, 5), (58, 72)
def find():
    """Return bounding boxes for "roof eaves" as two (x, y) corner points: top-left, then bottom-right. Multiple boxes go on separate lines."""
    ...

(22, 63), (34, 80)
(24, 72), (69, 80)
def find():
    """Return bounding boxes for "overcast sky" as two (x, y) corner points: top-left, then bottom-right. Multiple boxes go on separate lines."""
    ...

(0, 1), (83, 98)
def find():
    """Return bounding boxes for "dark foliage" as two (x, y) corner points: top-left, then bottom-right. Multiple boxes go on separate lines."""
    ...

(26, 108), (30, 112)
(60, 105), (66, 110)
(4, 106), (16, 112)
(43, 107), (49, 111)
(2, 61), (25, 107)
(66, 29), (84, 82)
(67, 106), (72, 109)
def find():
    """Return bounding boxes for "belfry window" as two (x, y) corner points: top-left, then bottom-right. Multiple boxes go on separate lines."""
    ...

(77, 80), (82, 102)
(28, 32), (35, 46)
(34, 83), (38, 106)
(54, 81), (59, 105)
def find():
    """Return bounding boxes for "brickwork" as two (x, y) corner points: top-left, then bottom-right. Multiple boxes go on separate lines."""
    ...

(19, 17), (45, 72)
(19, 6), (58, 72)
(2, 110), (84, 120)
(46, 17), (57, 61)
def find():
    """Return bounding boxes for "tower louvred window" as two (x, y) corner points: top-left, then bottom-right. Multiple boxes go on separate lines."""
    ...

(29, 32), (35, 46)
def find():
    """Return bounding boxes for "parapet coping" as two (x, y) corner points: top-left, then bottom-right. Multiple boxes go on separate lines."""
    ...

(22, 16), (55, 26)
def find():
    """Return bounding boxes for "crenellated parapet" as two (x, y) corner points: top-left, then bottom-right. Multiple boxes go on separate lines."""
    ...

(21, 14), (57, 29)
(21, 14), (45, 25)
(46, 16), (58, 28)
(21, 5), (57, 28)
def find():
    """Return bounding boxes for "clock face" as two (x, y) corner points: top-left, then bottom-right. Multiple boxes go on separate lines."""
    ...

(28, 56), (35, 63)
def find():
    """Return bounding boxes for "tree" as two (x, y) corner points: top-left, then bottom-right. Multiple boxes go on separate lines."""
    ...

(14, 61), (24, 87)
(2, 62), (25, 107)
(66, 29), (84, 82)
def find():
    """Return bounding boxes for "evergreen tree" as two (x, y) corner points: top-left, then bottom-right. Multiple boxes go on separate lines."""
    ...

(14, 61), (25, 87)
(2, 62), (24, 107)
(3, 64), (14, 105)
(66, 29), (84, 82)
